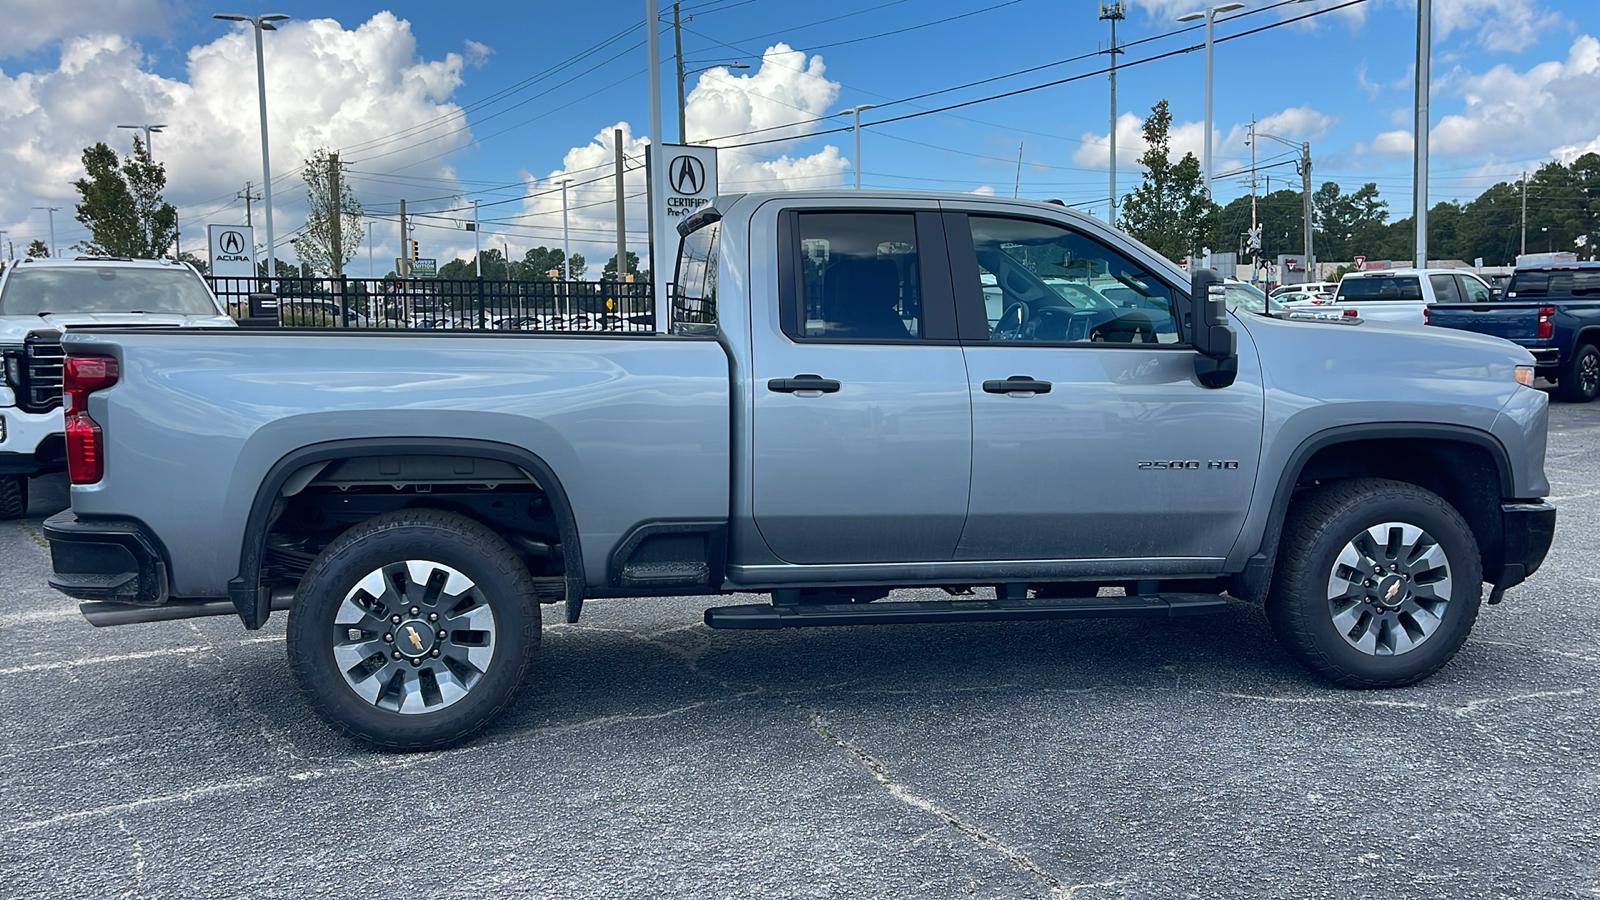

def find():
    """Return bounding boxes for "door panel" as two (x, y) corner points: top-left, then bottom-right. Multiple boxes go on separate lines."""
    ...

(751, 208), (972, 565)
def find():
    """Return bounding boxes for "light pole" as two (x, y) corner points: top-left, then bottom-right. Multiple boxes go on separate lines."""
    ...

(117, 123), (165, 159)
(1413, 0), (1431, 268)
(471, 199), (482, 278)
(366, 221), (374, 278)
(559, 178), (574, 319)
(1100, 2), (1126, 223)
(1256, 131), (1314, 281)
(214, 12), (288, 283)
(850, 104), (877, 190)
(32, 207), (60, 258)
(677, 61), (748, 143)
(1176, 2), (1244, 198)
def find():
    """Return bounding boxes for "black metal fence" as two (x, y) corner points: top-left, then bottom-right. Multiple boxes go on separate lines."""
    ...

(206, 276), (655, 333)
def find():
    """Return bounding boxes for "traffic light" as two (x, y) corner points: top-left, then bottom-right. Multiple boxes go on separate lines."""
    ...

(409, 240), (420, 261)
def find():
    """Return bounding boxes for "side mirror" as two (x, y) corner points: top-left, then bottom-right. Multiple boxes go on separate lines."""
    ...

(1184, 270), (1238, 389)
(238, 292), (280, 329)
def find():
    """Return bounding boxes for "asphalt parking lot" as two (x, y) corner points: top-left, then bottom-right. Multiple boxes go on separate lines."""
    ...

(2, 400), (1597, 899)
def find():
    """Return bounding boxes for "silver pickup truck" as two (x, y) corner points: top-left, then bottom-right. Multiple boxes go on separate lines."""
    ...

(44, 191), (1556, 750)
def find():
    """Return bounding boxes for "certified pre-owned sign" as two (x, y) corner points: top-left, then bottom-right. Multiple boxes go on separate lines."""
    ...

(648, 143), (718, 333)
(209, 224), (257, 278)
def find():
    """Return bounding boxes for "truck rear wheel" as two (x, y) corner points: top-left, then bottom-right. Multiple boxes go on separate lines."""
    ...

(1266, 478), (1482, 688)
(286, 509), (540, 751)
(0, 475), (26, 520)
(1555, 344), (1600, 403)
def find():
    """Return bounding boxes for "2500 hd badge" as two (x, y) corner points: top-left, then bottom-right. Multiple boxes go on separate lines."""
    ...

(1137, 460), (1241, 470)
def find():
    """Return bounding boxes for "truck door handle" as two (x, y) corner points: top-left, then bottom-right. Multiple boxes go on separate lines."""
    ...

(768, 374), (841, 394)
(983, 376), (1052, 395)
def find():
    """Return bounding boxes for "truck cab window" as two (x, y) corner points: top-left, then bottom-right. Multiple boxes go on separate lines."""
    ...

(965, 215), (1176, 343)
(794, 212), (923, 341)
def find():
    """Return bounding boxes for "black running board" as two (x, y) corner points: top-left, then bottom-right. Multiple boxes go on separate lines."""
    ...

(704, 593), (1228, 629)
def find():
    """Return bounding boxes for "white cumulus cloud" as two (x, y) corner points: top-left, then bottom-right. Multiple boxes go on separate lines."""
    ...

(0, 14), (477, 263)
(1430, 34), (1600, 159)
(504, 43), (848, 274)
(0, 0), (166, 59)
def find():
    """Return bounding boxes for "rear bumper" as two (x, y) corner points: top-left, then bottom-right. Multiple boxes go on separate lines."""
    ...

(43, 511), (169, 606)
(0, 406), (65, 476)
(1494, 501), (1557, 591)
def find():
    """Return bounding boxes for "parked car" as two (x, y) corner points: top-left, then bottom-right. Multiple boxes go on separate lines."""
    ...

(44, 191), (1554, 750)
(1427, 261), (1600, 402)
(1283, 269), (1497, 324)
(0, 256), (234, 518)
(1270, 281), (1337, 301)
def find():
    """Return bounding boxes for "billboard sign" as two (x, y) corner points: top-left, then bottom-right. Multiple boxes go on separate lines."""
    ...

(648, 143), (718, 332)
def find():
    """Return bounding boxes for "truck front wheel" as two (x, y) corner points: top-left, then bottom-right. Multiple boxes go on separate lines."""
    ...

(1266, 478), (1482, 688)
(1555, 344), (1600, 403)
(286, 509), (541, 751)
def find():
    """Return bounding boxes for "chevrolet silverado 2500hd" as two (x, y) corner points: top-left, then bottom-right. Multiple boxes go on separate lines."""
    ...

(43, 192), (1556, 750)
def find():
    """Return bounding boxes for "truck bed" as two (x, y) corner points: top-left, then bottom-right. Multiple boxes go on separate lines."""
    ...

(60, 328), (733, 597)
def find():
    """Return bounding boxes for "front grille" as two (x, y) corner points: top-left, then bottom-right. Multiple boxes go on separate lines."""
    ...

(20, 333), (64, 413)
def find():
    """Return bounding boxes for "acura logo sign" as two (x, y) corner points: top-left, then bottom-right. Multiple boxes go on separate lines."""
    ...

(670, 155), (706, 195)
(219, 230), (245, 254)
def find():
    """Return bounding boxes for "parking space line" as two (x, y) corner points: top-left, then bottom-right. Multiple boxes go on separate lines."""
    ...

(0, 637), (280, 676)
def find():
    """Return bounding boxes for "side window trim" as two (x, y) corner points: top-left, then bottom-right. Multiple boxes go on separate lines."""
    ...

(775, 207), (958, 344)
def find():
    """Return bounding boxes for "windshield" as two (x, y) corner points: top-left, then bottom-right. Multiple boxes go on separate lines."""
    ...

(1336, 275), (1422, 301)
(1223, 282), (1287, 315)
(0, 267), (221, 316)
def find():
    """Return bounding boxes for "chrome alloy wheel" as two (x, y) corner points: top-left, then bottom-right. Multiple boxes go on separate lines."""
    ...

(331, 560), (498, 714)
(1326, 521), (1453, 657)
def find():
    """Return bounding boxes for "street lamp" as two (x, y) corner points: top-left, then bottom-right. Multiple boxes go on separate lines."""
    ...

(117, 124), (166, 159)
(31, 207), (60, 259)
(677, 61), (748, 144)
(214, 12), (288, 284)
(1254, 131), (1314, 280)
(1175, 2), (1244, 198)
(849, 104), (877, 190)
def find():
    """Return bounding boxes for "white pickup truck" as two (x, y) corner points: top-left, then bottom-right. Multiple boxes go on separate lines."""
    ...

(0, 257), (234, 516)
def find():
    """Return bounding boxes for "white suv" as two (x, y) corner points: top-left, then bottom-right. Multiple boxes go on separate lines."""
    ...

(1281, 268), (1496, 324)
(0, 257), (234, 517)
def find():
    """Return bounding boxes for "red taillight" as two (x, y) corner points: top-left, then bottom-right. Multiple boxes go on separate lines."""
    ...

(1538, 306), (1555, 340)
(1423, 306), (1431, 324)
(63, 354), (118, 484)
(1343, 308), (1359, 317)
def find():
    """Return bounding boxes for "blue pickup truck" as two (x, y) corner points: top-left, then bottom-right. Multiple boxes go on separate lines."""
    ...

(1427, 262), (1600, 402)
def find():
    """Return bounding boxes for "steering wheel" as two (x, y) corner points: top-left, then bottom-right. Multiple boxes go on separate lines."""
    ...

(992, 301), (1029, 340)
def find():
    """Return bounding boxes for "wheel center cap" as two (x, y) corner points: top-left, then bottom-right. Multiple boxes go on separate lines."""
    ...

(1376, 576), (1406, 609)
(395, 619), (436, 657)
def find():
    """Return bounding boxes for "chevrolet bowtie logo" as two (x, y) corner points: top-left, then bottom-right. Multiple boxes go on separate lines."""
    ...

(406, 625), (423, 650)
(1385, 580), (1401, 601)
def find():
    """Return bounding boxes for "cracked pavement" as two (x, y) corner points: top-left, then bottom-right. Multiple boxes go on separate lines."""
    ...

(2, 400), (1598, 898)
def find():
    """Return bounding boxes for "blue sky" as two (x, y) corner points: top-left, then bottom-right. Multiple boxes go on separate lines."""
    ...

(1, 0), (1596, 270)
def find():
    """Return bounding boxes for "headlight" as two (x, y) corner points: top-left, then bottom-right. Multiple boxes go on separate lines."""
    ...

(2, 349), (22, 389)
(1515, 364), (1535, 387)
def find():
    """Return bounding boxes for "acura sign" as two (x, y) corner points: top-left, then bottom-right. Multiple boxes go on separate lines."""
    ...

(648, 143), (718, 335)
(209, 224), (256, 278)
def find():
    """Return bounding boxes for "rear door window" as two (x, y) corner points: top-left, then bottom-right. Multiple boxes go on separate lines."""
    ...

(1456, 274), (1494, 304)
(791, 212), (928, 341)
(1429, 274), (1463, 303)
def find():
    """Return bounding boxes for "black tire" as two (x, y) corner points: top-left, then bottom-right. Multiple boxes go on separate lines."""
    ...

(1266, 478), (1482, 688)
(0, 475), (27, 520)
(287, 509), (541, 751)
(1555, 343), (1600, 403)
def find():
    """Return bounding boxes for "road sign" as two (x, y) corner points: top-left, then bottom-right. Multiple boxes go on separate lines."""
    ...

(208, 224), (255, 278)
(1353, 255), (1366, 269)
(410, 258), (437, 277)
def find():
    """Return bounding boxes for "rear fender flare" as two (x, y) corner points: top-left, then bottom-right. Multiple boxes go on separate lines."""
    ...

(228, 437), (582, 629)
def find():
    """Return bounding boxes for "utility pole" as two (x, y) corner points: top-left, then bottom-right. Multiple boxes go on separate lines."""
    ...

(399, 198), (409, 277)
(1302, 141), (1314, 278)
(674, 2), (686, 143)
(1413, 0), (1431, 268)
(238, 182), (260, 226)
(328, 151), (343, 280)
(615, 127), (627, 283)
(366, 221), (374, 277)
(472, 199), (481, 278)
(1100, 1), (1126, 223)
(1521, 172), (1528, 256)
(1013, 141), (1024, 198)
(646, 0), (667, 334)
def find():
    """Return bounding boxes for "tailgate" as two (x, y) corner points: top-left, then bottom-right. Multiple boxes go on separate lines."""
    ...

(1427, 303), (1541, 340)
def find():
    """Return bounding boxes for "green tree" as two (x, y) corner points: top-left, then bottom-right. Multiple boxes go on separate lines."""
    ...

(296, 149), (363, 276)
(1119, 100), (1220, 263)
(178, 251), (210, 275)
(519, 246), (585, 280)
(71, 138), (177, 258)
(602, 251), (642, 280)
(26, 239), (50, 258)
